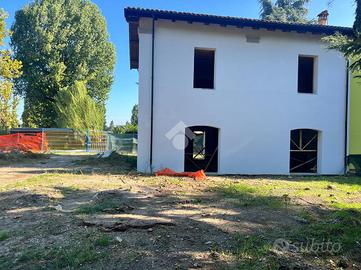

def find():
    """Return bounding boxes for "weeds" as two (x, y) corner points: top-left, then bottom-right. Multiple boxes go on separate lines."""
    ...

(293, 209), (361, 253)
(216, 183), (286, 208)
(95, 234), (113, 247)
(0, 230), (9, 241)
(74, 198), (120, 214)
(4, 234), (111, 269)
(234, 234), (279, 270)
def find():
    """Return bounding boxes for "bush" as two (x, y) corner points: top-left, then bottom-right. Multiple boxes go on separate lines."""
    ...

(112, 122), (137, 134)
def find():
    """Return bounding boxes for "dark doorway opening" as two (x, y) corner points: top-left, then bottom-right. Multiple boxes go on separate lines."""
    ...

(290, 129), (319, 173)
(184, 126), (218, 173)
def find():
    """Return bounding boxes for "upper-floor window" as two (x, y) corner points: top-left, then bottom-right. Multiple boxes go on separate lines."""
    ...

(298, 56), (317, 94)
(193, 48), (215, 89)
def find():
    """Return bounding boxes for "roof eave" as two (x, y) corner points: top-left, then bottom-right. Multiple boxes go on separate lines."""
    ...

(124, 7), (354, 70)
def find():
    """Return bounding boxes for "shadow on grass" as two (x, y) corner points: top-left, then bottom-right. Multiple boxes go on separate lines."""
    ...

(1, 152), (361, 269)
(213, 182), (361, 269)
(4, 151), (361, 188)
(0, 152), (49, 166)
(0, 179), (360, 269)
(73, 152), (137, 169)
(213, 182), (291, 208)
(0, 187), (238, 269)
(217, 174), (361, 187)
(1, 152), (140, 176)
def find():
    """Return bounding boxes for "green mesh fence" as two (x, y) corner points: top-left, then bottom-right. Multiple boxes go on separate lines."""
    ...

(9, 128), (137, 154)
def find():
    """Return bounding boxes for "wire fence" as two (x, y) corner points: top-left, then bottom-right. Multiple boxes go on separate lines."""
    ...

(9, 128), (137, 154)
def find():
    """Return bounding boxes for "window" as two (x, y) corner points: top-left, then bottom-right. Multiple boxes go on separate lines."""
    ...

(193, 131), (206, 160)
(290, 129), (319, 173)
(298, 56), (316, 94)
(193, 49), (215, 89)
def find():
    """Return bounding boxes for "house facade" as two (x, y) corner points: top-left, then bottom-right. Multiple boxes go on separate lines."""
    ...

(125, 8), (353, 175)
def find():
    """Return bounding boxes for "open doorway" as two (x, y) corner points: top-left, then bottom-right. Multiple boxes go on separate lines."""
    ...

(184, 126), (218, 173)
(290, 129), (319, 173)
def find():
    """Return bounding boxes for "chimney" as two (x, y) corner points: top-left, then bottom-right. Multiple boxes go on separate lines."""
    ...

(317, 10), (329, 25)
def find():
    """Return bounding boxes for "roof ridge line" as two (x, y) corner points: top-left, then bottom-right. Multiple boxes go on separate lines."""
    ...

(124, 7), (352, 30)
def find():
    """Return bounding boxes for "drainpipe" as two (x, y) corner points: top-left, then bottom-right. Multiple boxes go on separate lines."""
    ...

(344, 60), (350, 175)
(149, 17), (155, 173)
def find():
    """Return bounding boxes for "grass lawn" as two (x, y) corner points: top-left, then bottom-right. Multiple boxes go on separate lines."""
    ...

(0, 153), (360, 269)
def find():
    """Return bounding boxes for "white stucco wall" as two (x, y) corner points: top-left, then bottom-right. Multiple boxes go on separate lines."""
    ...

(137, 19), (347, 175)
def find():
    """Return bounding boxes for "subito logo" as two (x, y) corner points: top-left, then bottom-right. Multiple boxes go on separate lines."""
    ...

(165, 121), (195, 150)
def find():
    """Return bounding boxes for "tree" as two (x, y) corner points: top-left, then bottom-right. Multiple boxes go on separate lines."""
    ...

(110, 105), (138, 134)
(259, 0), (311, 23)
(11, 0), (115, 127)
(54, 81), (104, 131)
(0, 10), (22, 131)
(107, 120), (115, 131)
(112, 122), (137, 134)
(323, 0), (361, 73)
(131, 104), (138, 126)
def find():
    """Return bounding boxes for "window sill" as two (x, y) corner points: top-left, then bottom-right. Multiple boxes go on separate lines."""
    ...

(193, 87), (215, 90)
(297, 92), (317, 95)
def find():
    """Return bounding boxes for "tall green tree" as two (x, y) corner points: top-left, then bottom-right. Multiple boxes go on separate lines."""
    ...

(324, 0), (361, 73)
(259, 0), (311, 23)
(131, 104), (138, 126)
(11, 0), (115, 127)
(0, 9), (22, 131)
(54, 81), (104, 131)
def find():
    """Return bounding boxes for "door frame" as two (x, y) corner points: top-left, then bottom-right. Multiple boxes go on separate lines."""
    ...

(184, 126), (219, 173)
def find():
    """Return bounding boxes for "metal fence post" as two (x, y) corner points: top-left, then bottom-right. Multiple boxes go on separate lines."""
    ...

(86, 130), (91, 152)
(107, 132), (111, 151)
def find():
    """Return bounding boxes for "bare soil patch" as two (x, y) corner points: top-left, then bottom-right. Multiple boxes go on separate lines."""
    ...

(0, 154), (360, 269)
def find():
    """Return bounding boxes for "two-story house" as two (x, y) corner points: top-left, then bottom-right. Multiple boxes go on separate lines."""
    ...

(124, 7), (353, 175)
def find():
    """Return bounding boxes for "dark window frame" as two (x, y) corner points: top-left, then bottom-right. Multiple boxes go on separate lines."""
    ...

(298, 55), (317, 94)
(193, 48), (216, 89)
(192, 131), (206, 160)
(289, 129), (319, 174)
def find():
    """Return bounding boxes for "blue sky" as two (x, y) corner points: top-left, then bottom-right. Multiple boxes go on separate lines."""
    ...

(2, 0), (356, 125)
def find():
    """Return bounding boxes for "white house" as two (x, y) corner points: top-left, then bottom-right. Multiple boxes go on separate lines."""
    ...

(124, 7), (352, 175)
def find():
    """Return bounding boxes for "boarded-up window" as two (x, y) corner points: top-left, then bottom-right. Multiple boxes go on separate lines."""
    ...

(298, 56), (315, 94)
(193, 49), (215, 89)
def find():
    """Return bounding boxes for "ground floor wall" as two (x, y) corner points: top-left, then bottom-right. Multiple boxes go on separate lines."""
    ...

(138, 118), (346, 175)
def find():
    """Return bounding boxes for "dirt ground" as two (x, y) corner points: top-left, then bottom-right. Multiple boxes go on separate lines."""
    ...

(0, 154), (360, 270)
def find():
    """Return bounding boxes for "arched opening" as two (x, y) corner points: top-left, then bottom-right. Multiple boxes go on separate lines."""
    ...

(184, 126), (219, 173)
(290, 129), (319, 173)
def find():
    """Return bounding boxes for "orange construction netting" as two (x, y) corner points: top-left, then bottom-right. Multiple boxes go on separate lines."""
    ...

(155, 168), (207, 181)
(0, 133), (48, 153)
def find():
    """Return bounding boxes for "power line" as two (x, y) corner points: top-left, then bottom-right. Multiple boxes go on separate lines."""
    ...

(327, 0), (335, 9)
